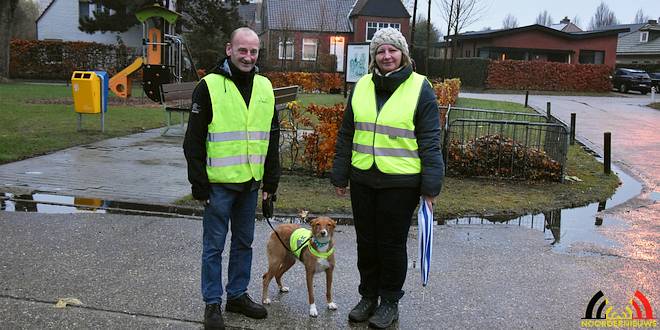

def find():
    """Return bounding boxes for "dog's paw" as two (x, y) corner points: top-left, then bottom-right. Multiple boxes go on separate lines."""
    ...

(309, 303), (318, 317)
(279, 286), (289, 292)
(327, 302), (338, 310)
(262, 298), (271, 305)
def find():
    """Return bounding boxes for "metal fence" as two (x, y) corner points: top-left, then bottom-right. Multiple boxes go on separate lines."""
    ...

(444, 118), (568, 182)
(442, 106), (547, 127)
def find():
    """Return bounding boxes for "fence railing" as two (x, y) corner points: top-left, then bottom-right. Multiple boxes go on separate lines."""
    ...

(443, 118), (568, 182)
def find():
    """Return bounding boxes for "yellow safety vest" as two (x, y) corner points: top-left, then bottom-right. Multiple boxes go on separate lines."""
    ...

(351, 72), (425, 174)
(290, 228), (335, 259)
(203, 73), (275, 183)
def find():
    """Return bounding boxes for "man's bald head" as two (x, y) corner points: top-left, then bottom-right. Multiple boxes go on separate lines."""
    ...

(226, 27), (260, 73)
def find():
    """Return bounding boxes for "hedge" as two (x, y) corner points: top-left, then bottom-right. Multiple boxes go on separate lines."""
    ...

(486, 60), (612, 92)
(10, 39), (136, 80)
(262, 71), (344, 93)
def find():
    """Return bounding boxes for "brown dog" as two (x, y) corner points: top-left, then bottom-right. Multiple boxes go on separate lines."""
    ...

(262, 217), (338, 317)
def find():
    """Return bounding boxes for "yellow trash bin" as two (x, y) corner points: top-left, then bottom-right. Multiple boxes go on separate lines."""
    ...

(71, 71), (101, 114)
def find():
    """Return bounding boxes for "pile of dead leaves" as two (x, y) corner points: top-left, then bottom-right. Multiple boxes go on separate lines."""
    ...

(446, 134), (562, 181)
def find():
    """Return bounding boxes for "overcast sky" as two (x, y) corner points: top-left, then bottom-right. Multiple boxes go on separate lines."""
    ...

(413, 0), (660, 32)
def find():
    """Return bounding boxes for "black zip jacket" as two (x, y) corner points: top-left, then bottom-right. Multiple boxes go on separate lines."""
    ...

(183, 58), (280, 200)
(330, 65), (444, 197)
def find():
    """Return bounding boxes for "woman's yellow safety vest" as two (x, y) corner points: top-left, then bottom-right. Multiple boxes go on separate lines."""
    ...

(351, 72), (426, 174)
(203, 74), (275, 183)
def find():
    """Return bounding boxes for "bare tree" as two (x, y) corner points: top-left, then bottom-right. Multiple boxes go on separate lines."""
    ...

(634, 9), (649, 24)
(437, 0), (487, 62)
(0, 0), (19, 81)
(572, 15), (582, 29)
(12, 0), (39, 40)
(502, 14), (518, 29)
(589, 2), (618, 30)
(535, 10), (553, 26)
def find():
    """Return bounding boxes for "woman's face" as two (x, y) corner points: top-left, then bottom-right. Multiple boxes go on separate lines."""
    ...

(375, 44), (402, 74)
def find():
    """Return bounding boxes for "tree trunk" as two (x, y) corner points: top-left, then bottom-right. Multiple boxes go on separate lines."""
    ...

(0, 0), (19, 81)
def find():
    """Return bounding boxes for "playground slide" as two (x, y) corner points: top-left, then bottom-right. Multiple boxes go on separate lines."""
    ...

(109, 57), (144, 98)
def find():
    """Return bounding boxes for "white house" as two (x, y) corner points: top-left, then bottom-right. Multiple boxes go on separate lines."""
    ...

(36, 0), (144, 49)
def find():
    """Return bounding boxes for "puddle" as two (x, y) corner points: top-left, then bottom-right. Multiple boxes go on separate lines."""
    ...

(0, 166), (643, 252)
(444, 165), (642, 252)
(1, 193), (203, 219)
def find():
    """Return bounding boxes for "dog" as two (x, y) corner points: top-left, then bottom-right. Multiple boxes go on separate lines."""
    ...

(262, 216), (338, 317)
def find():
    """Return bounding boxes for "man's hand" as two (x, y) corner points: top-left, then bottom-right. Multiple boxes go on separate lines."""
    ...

(262, 192), (276, 219)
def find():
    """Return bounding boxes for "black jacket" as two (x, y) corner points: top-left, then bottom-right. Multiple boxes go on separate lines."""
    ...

(330, 65), (444, 197)
(183, 58), (280, 200)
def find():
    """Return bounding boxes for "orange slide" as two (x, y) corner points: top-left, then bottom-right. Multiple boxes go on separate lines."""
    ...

(109, 57), (144, 98)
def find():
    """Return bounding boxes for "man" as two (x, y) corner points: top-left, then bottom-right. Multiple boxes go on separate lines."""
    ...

(183, 27), (280, 330)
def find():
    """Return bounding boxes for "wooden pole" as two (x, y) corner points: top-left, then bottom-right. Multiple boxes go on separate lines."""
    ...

(604, 132), (611, 174)
(570, 113), (576, 145)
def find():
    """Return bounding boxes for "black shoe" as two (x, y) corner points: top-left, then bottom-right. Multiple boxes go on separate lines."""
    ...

(225, 293), (268, 319)
(204, 303), (225, 330)
(368, 300), (398, 329)
(348, 297), (378, 323)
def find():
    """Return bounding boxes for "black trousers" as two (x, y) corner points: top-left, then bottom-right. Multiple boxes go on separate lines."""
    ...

(350, 181), (420, 302)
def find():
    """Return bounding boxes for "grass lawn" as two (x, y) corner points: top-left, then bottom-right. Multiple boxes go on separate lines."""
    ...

(649, 102), (660, 111)
(0, 83), (170, 164)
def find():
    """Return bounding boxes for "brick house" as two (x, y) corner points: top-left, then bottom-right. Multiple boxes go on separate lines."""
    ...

(448, 24), (627, 67)
(259, 0), (411, 72)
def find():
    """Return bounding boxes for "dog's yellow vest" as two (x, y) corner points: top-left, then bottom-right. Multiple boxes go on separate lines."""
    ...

(289, 228), (335, 259)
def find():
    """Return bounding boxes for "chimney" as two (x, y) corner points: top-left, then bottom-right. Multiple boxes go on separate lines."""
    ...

(560, 16), (570, 24)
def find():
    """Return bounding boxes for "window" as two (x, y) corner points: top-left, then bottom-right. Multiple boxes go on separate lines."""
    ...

(465, 50), (471, 57)
(278, 39), (294, 60)
(79, 1), (90, 19)
(302, 38), (318, 61)
(578, 50), (605, 64)
(640, 31), (649, 43)
(93, 2), (109, 16)
(366, 22), (401, 41)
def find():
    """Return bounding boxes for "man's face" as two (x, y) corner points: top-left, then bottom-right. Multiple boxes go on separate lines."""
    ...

(226, 31), (260, 73)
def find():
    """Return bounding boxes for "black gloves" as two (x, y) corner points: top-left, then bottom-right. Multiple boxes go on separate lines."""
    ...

(262, 194), (277, 219)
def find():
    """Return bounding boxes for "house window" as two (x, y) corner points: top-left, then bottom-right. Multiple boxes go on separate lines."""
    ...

(79, 1), (90, 19)
(366, 22), (401, 41)
(278, 39), (294, 60)
(578, 50), (605, 64)
(465, 50), (471, 57)
(640, 31), (649, 43)
(302, 38), (318, 61)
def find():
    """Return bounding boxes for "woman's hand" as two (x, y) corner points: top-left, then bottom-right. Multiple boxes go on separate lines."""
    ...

(335, 186), (347, 197)
(423, 195), (435, 209)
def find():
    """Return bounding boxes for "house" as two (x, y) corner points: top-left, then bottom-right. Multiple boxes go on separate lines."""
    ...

(260, 0), (411, 72)
(550, 17), (582, 33)
(36, 0), (146, 48)
(36, 1), (259, 50)
(606, 19), (660, 66)
(447, 23), (627, 67)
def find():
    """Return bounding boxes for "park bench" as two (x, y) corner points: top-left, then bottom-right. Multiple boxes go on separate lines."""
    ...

(159, 82), (299, 136)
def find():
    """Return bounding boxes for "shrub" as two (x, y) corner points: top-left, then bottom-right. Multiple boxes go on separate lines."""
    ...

(301, 103), (345, 175)
(262, 71), (343, 93)
(486, 60), (612, 92)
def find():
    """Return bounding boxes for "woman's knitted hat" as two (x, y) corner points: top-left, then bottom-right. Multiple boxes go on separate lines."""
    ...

(369, 27), (411, 72)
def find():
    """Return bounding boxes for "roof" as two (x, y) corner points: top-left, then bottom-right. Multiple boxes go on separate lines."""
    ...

(453, 24), (628, 41)
(349, 0), (410, 18)
(266, 0), (354, 32)
(613, 22), (660, 55)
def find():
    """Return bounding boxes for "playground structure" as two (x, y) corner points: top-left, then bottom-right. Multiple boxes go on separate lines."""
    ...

(108, 4), (198, 102)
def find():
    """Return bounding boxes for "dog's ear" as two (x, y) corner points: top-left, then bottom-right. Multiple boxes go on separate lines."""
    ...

(330, 218), (337, 227)
(309, 218), (318, 227)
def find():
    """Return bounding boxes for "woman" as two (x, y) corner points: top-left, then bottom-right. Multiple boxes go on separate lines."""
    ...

(331, 27), (444, 329)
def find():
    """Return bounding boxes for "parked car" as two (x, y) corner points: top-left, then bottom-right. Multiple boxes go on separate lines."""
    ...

(611, 68), (652, 94)
(648, 72), (660, 91)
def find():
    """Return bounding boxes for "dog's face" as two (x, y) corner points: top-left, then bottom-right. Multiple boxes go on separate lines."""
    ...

(310, 217), (336, 243)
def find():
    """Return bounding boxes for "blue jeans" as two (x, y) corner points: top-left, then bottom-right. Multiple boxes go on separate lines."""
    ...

(201, 185), (258, 304)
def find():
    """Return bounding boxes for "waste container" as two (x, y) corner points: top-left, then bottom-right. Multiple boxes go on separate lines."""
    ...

(93, 71), (109, 113)
(71, 71), (102, 114)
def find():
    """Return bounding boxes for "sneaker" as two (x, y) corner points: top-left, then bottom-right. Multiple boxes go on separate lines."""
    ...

(368, 300), (398, 329)
(225, 293), (268, 319)
(348, 297), (378, 323)
(204, 303), (225, 330)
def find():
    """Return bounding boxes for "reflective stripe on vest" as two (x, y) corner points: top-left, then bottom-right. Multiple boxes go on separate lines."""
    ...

(351, 72), (425, 174)
(204, 73), (275, 183)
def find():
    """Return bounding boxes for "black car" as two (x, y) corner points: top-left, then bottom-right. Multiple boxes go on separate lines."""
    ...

(611, 68), (652, 94)
(649, 72), (660, 90)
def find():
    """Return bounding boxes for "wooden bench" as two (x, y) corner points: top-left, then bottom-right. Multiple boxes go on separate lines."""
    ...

(159, 82), (299, 136)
